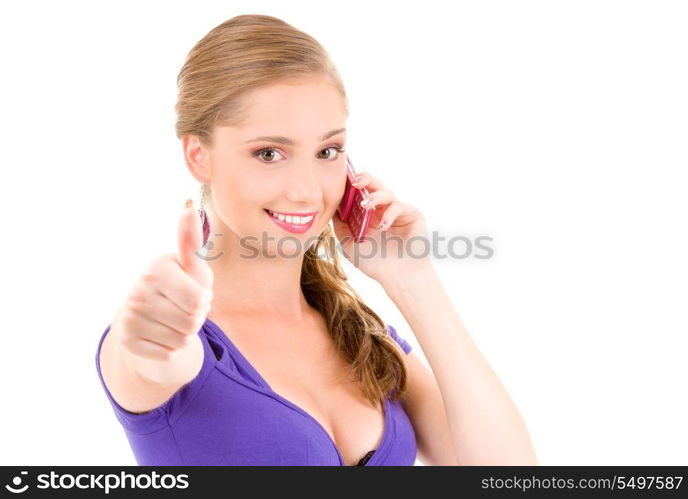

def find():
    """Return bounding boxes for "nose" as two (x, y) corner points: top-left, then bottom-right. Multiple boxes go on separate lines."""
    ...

(284, 160), (321, 206)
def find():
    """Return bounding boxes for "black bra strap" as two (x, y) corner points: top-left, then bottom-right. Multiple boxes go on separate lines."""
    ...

(356, 450), (376, 466)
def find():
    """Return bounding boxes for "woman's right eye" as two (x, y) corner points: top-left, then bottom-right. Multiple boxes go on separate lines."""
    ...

(254, 147), (284, 163)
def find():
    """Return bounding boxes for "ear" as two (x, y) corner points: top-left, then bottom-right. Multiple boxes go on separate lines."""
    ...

(182, 134), (211, 184)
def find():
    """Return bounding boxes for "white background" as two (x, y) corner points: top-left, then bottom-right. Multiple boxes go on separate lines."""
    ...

(0, 0), (686, 466)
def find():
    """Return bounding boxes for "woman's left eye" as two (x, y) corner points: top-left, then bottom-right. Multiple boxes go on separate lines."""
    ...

(317, 145), (345, 160)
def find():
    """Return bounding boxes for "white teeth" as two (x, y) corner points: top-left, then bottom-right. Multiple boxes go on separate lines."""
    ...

(267, 210), (314, 225)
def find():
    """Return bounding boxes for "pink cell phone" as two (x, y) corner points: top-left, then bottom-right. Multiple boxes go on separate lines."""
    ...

(336, 154), (372, 243)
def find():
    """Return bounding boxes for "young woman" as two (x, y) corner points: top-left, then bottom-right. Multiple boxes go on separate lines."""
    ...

(95, 14), (537, 466)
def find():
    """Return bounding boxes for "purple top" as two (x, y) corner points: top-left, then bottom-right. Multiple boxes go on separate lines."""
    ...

(95, 318), (417, 466)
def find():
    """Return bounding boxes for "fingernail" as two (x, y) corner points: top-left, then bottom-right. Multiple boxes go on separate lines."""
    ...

(360, 198), (370, 207)
(378, 221), (388, 231)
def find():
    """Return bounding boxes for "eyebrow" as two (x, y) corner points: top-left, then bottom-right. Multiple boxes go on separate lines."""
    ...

(242, 128), (346, 146)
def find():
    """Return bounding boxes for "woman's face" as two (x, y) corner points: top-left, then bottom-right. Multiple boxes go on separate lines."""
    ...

(206, 76), (348, 257)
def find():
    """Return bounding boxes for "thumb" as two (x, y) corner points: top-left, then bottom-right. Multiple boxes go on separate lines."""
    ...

(177, 199), (214, 289)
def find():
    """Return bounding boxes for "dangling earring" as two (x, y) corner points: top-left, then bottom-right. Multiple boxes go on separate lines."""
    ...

(199, 176), (210, 247)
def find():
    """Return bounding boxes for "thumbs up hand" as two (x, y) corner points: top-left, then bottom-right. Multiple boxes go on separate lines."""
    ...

(110, 200), (215, 384)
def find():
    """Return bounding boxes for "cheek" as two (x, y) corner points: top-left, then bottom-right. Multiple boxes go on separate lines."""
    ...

(216, 168), (268, 201)
(212, 178), (277, 227)
(326, 174), (347, 205)
(210, 181), (254, 222)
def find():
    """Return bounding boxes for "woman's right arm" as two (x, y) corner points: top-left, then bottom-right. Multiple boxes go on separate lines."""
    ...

(98, 200), (214, 414)
(98, 305), (205, 414)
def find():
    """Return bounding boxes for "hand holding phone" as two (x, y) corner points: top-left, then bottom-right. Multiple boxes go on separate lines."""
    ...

(336, 154), (372, 243)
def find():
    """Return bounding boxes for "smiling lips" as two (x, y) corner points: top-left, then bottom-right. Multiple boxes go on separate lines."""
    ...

(264, 209), (317, 233)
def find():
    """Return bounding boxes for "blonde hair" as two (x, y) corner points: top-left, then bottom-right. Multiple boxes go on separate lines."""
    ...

(174, 14), (409, 407)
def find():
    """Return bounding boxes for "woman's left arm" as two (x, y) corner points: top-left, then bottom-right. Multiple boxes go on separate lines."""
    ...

(332, 171), (538, 465)
(382, 267), (538, 465)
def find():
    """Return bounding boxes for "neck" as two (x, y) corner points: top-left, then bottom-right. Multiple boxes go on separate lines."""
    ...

(203, 217), (313, 322)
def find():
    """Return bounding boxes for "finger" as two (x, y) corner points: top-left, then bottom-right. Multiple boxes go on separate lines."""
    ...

(360, 189), (396, 210)
(119, 309), (188, 353)
(126, 337), (175, 362)
(129, 286), (210, 337)
(177, 199), (214, 289)
(136, 317), (190, 350)
(376, 201), (406, 231)
(150, 256), (213, 316)
(351, 171), (385, 192)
